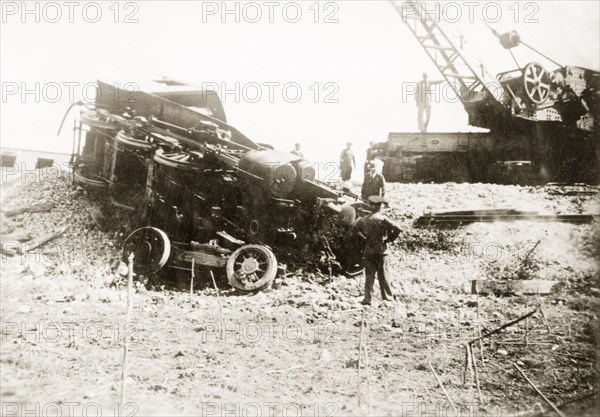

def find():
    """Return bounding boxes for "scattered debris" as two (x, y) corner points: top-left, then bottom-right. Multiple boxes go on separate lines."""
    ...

(1, 169), (597, 415)
(469, 309), (538, 345)
(517, 240), (541, 275)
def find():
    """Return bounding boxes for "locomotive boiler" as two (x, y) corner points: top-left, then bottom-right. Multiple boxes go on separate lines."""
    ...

(66, 78), (366, 292)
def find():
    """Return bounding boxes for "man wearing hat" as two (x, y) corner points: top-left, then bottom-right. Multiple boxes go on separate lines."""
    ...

(291, 143), (304, 158)
(339, 142), (356, 188)
(361, 160), (386, 200)
(351, 195), (400, 305)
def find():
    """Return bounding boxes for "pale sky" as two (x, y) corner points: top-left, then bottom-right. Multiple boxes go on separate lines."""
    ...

(1, 1), (598, 173)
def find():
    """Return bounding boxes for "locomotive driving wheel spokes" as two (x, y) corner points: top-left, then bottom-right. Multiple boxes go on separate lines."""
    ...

(115, 130), (154, 151)
(523, 62), (551, 105)
(226, 244), (277, 292)
(153, 148), (204, 169)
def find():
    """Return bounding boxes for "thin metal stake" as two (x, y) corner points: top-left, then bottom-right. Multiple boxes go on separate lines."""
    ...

(190, 258), (195, 296)
(121, 253), (135, 417)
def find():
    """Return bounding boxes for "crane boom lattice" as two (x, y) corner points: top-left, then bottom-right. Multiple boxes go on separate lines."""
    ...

(390, 0), (505, 105)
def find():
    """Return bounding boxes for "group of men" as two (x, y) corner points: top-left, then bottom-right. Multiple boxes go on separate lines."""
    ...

(293, 141), (386, 202)
(291, 141), (397, 305)
(350, 73), (439, 305)
(338, 142), (398, 305)
(338, 142), (386, 201)
(293, 88), (451, 305)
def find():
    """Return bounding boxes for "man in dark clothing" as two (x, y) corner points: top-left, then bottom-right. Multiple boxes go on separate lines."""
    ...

(361, 161), (385, 200)
(339, 142), (356, 182)
(350, 196), (401, 305)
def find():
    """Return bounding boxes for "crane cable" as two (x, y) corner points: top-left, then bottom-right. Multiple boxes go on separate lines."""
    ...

(508, 49), (521, 72)
(482, 20), (563, 69)
(520, 40), (563, 68)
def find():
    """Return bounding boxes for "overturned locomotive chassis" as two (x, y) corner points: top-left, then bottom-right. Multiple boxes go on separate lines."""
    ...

(70, 79), (366, 292)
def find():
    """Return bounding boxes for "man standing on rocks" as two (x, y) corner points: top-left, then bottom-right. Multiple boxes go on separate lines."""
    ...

(351, 196), (400, 305)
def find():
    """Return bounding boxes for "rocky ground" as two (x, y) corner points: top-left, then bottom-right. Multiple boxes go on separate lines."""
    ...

(1, 169), (599, 416)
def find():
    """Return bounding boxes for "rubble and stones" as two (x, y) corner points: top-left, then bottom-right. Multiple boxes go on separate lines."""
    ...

(1, 171), (598, 416)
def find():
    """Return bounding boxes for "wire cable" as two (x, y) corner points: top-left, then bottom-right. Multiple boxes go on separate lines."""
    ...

(483, 21), (563, 69)
(509, 49), (521, 71)
(520, 40), (563, 68)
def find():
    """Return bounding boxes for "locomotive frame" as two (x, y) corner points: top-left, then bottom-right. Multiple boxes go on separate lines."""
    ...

(68, 78), (366, 292)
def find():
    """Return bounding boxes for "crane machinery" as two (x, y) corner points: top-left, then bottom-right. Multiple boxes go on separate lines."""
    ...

(368, 0), (599, 184)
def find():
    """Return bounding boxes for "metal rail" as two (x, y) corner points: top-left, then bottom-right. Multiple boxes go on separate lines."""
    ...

(414, 213), (597, 227)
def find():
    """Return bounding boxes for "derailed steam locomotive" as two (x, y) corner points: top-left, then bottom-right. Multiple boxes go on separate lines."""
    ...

(68, 79), (366, 292)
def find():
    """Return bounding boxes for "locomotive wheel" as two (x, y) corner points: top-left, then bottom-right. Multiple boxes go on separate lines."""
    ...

(153, 148), (204, 169)
(122, 227), (171, 276)
(80, 110), (125, 130)
(523, 62), (551, 104)
(115, 130), (154, 151)
(73, 167), (108, 190)
(226, 244), (277, 292)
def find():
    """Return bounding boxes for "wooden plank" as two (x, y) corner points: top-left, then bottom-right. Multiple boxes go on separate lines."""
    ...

(16, 226), (69, 255)
(509, 280), (559, 294)
(2, 203), (54, 217)
(0, 233), (32, 242)
(467, 280), (559, 295)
